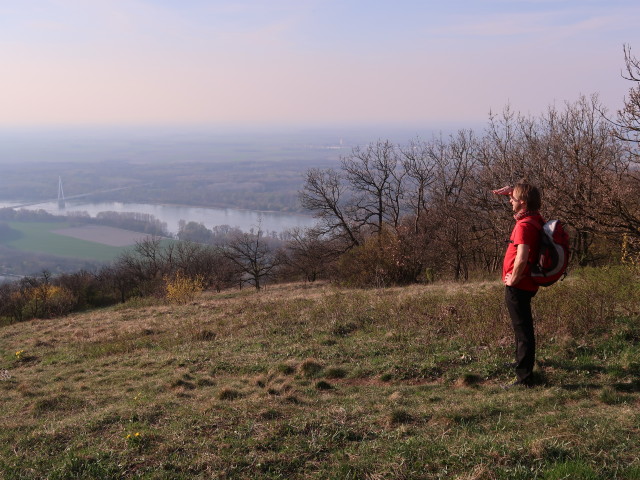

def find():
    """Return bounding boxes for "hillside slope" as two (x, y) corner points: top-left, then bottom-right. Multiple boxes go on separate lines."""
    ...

(1, 274), (639, 479)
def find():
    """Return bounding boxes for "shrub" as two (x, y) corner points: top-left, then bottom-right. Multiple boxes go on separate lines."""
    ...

(621, 233), (640, 275)
(24, 284), (77, 319)
(164, 271), (204, 304)
(535, 266), (640, 337)
(336, 229), (424, 287)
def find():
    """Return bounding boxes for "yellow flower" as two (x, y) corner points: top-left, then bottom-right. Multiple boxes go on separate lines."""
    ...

(135, 432), (141, 437)
(126, 434), (131, 439)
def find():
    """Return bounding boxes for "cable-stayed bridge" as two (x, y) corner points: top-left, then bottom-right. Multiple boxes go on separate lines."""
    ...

(7, 179), (148, 210)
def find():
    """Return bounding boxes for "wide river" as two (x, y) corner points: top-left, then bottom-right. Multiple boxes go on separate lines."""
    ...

(0, 200), (317, 235)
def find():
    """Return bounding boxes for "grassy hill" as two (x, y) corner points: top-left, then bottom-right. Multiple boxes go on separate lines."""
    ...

(1, 270), (639, 479)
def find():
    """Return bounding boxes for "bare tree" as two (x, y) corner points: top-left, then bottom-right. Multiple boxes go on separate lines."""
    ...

(98, 264), (137, 303)
(400, 138), (437, 234)
(615, 44), (640, 152)
(342, 140), (404, 235)
(300, 168), (361, 249)
(282, 227), (336, 282)
(223, 229), (279, 290)
(541, 95), (635, 261)
(173, 241), (240, 291)
(430, 130), (480, 279)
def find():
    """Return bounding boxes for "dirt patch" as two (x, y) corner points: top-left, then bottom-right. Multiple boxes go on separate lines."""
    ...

(53, 225), (153, 247)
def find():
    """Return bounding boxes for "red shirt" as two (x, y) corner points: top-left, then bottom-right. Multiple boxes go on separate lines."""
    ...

(502, 214), (543, 292)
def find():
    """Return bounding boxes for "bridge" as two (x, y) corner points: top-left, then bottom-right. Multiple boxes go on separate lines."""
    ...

(7, 179), (150, 210)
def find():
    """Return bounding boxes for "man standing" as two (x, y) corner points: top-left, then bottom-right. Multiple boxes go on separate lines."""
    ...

(495, 182), (544, 388)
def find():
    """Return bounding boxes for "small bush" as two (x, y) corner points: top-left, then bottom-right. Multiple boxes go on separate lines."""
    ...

(536, 266), (640, 338)
(170, 379), (196, 390)
(164, 271), (204, 304)
(192, 329), (216, 341)
(380, 372), (394, 382)
(259, 409), (282, 420)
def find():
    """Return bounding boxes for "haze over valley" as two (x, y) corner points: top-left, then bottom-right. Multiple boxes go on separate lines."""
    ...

(0, 126), (438, 278)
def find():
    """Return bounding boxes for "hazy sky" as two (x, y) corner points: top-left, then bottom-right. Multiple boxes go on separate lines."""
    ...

(1, 0), (639, 129)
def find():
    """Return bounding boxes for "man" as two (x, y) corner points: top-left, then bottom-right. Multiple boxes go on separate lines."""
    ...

(494, 182), (544, 388)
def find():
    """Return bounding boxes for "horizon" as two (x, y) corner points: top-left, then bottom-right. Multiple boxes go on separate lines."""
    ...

(0, 122), (481, 164)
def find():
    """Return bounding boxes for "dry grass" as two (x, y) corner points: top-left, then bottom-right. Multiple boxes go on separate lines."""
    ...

(1, 273), (639, 479)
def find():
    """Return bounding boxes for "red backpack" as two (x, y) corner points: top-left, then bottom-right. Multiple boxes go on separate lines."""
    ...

(523, 218), (570, 287)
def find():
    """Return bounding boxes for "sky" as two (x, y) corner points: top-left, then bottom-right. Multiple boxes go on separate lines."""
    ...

(1, 0), (639, 130)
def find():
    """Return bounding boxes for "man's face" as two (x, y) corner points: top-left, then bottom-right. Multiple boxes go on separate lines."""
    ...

(509, 193), (525, 213)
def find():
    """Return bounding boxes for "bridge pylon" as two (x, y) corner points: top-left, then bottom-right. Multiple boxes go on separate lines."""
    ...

(57, 176), (66, 209)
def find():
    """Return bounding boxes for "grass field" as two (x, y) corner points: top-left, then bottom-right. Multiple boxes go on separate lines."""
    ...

(2, 221), (135, 261)
(1, 271), (639, 479)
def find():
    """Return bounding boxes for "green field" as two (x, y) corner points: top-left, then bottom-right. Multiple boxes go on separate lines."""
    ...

(3, 221), (129, 261)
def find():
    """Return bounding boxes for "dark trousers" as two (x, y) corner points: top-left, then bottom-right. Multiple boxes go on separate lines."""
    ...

(505, 286), (537, 383)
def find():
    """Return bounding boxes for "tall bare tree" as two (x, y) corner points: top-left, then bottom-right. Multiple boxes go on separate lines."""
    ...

(430, 130), (480, 279)
(223, 230), (279, 290)
(300, 168), (361, 250)
(400, 138), (437, 234)
(342, 140), (404, 235)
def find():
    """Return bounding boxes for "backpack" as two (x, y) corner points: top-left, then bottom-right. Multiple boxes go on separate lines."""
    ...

(523, 218), (570, 287)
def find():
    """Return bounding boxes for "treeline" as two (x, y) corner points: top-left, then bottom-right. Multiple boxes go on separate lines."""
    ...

(69, 211), (168, 236)
(289, 47), (640, 285)
(297, 94), (639, 285)
(0, 232), (281, 322)
(0, 208), (66, 223)
(0, 207), (167, 236)
(0, 219), (343, 322)
(293, 47), (639, 285)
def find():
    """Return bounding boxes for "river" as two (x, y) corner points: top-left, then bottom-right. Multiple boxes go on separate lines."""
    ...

(0, 200), (317, 235)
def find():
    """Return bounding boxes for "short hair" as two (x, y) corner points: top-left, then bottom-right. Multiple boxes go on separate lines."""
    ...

(513, 182), (541, 211)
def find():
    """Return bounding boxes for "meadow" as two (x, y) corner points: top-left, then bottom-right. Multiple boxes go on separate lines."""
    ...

(2, 221), (135, 262)
(1, 268), (639, 479)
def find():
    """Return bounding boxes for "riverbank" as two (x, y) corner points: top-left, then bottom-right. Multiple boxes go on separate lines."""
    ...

(0, 199), (316, 235)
